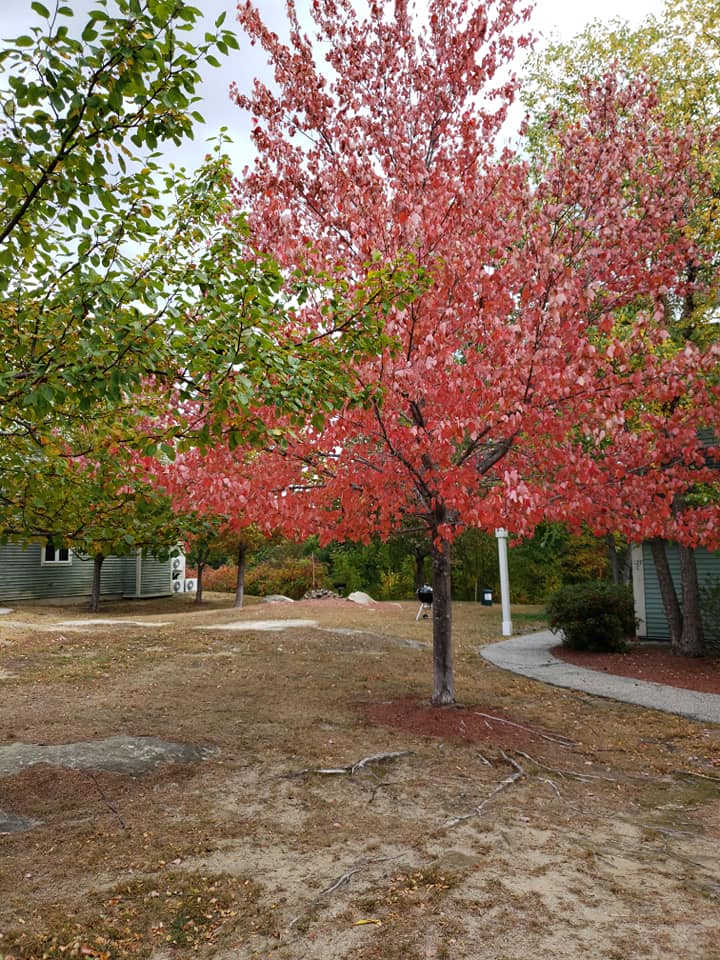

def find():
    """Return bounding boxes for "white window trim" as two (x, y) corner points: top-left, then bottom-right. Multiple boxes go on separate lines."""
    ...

(40, 542), (72, 566)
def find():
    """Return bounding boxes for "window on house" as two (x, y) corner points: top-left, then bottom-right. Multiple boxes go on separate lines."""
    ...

(41, 540), (71, 565)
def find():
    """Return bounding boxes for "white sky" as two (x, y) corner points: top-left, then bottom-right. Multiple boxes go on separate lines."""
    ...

(2, 0), (668, 173)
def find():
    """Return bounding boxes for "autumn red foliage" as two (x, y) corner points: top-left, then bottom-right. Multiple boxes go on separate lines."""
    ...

(145, 428), (284, 604)
(230, 0), (718, 703)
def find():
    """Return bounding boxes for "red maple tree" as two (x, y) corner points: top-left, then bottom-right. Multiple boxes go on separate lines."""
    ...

(232, 0), (719, 703)
(147, 426), (283, 605)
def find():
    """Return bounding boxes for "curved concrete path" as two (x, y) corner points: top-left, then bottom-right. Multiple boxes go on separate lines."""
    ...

(481, 630), (720, 724)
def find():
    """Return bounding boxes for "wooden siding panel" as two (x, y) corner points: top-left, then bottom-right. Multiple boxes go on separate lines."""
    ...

(139, 556), (173, 597)
(641, 542), (679, 639)
(0, 545), (126, 602)
(0, 545), (172, 602)
(641, 542), (720, 641)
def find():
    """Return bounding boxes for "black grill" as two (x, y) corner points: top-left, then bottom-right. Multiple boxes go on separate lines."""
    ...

(416, 586), (433, 604)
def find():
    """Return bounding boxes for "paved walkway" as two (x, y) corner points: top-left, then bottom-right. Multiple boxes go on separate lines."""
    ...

(481, 631), (720, 724)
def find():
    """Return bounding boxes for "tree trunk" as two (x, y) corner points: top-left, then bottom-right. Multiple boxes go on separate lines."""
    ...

(606, 533), (620, 585)
(414, 550), (426, 592)
(195, 561), (205, 605)
(89, 553), (104, 614)
(678, 544), (706, 657)
(649, 538), (705, 656)
(622, 547), (632, 587)
(649, 538), (683, 648)
(234, 541), (247, 609)
(431, 536), (454, 706)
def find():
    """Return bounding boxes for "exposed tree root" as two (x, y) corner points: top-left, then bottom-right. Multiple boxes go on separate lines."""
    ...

(443, 750), (527, 828)
(514, 750), (617, 783)
(674, 769), (720, 784)
(537, 775), (563, 799)
(473, 711), (576, 746)
(286, 750), (412, 778)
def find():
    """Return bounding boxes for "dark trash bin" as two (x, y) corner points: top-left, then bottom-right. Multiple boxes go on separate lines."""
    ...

(481, 588), (493, 606)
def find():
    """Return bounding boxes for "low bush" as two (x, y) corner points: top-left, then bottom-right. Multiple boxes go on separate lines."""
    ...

(198, 565), (238, 593)
(700, 578), (720, 651)
(245, 558), (330, 600)
(546, 582), (636, 652)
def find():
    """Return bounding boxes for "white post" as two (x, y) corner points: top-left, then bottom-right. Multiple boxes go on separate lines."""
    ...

(495, 528), (512, 637)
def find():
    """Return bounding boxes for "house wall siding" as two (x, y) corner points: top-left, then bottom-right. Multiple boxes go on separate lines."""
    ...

(140, 559), (172, 596)
(0, 544), (173, 603)
(122, 554), (173, 597)
(641, 542), (720, 642)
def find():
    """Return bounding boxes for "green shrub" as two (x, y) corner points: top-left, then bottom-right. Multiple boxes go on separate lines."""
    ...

(700, 578), (720, 651)
(546, 582), (636, 652)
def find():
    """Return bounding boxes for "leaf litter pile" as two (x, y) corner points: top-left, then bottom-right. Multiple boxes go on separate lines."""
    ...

(0, 595), (719, 960)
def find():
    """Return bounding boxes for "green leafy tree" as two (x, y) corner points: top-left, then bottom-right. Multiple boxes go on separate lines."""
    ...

(451, 529), (498, 602)
(0, 0), (246, 536)
(2, 441), (181, 612)
(1, 0), (396, 578)
(0, 1), (239, 430)
(387, 525), (433, 594)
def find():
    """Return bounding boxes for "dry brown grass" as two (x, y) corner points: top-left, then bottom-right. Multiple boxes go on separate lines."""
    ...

(0, 596), (718, 959)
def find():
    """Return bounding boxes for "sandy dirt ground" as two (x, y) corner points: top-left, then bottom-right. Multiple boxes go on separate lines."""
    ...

(0, 595), (718, 960)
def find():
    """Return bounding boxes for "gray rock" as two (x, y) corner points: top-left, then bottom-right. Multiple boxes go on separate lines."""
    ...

(0, 735), (217, 777)
(0, 811), (40, 834)
(347, 591), (376, 606)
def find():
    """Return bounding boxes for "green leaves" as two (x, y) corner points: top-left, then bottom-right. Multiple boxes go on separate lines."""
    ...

(0, 1), (241, 541)
(0, 0), (394, 560)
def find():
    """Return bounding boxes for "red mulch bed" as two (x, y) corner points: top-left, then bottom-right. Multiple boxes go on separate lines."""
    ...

(365, 643), (719, 752)
(365, 698), (573, 750)
(551, 642), (720, 694)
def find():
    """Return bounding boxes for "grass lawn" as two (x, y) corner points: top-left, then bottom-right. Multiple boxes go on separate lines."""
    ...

(0, 596), (718, 959)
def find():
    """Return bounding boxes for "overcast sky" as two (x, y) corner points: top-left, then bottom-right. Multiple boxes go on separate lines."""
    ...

(3, 0), (668, 173)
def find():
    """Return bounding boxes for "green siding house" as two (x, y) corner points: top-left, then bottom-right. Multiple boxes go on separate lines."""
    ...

(0, 543), (180, 604)
(632, 542), (720, 644)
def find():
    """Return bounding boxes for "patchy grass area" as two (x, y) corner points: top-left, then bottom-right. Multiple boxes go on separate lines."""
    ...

(0, 596), (719, 959)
